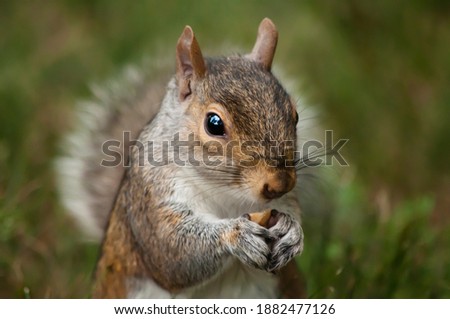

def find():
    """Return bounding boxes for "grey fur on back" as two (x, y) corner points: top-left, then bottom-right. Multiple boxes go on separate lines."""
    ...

(56, 61), (171, 239)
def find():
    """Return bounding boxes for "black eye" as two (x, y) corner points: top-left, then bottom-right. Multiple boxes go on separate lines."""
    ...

(205, 113), (225, 136)
(295, 112), (299, 124)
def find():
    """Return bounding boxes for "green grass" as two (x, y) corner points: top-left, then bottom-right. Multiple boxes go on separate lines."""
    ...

(0, 0), (449, 298)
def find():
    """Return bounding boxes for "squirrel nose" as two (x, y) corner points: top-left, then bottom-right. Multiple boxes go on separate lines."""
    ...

(261, 170), (296, 200)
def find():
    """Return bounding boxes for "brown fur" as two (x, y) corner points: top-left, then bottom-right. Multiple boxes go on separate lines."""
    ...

(279, 260), (307, 298)
(93, 180), (146, 298)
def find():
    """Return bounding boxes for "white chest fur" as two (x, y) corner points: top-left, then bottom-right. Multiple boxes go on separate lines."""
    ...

(128, 260), (279, 298)
(128, 166), (290, 299)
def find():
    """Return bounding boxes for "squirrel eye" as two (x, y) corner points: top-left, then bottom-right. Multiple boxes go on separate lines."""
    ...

(295, 112), (299, 124)
(205, 113), (225, 136)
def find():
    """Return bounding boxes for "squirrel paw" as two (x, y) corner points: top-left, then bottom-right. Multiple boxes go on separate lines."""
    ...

(266, 210), (304, 272)
(225, 217), (275, 270)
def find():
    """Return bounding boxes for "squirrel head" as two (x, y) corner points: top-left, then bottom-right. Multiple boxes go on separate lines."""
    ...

(175, 18), (298, 203)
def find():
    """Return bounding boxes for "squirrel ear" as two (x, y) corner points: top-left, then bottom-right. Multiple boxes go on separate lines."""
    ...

(176, 26), (206, 101)
(248, 18), (278, 71)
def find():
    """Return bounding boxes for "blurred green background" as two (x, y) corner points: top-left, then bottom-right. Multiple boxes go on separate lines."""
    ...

(0, 0), (449, 298)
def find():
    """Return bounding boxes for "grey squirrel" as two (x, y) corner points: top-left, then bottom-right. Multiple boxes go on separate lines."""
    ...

(57, 18), (313, 298)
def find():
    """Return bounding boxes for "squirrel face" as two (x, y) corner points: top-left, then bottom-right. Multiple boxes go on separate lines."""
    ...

(175, 19), (298, 203)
